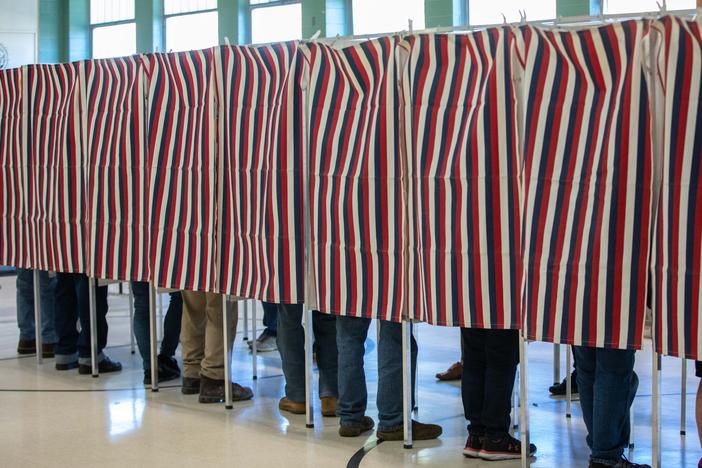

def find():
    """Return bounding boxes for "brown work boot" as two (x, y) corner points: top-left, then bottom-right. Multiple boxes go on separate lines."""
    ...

(17, 339), (35, 355)
(339, 416), (375, 437)
(279, 397), (306, 414)
(198, 376), (253, 403)
(377, 420), (443, 441)
(182, 377), (201, 395)
(42, 343), (55, 358)
(320, 396), (337, 417)
(436, 361), (463, 381)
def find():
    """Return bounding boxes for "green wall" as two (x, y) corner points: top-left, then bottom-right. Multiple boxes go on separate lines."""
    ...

(38, 0), (607, 63)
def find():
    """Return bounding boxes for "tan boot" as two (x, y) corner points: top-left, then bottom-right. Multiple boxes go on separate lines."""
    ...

(320, 396), (337, 417)
(279, 397), (306, 414)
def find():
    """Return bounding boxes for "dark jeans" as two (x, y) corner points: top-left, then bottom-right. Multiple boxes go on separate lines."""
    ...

(262, 301), (278, 336)
(277, 304), (337, 402)
(336, 316), (417, 430)
(573, 346), (638, 465)
(131, 281), (183, 371)
(54, 273), (108, 365)
(461, 328), (519, 438)
(16, 268), (57, 343)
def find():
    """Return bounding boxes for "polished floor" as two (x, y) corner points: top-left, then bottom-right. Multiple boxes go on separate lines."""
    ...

(0, 275), (699, 468)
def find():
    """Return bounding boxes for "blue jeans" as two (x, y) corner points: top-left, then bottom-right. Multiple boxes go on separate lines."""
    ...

(53, 273), (109, 365)
(277, 304), (337, 401)
(16, 268), (57, 343)
(131, 281), (182, 371)
(262, 301), (278, 336)
(336, 316), (417, 430)
(573, 346), (638, 465)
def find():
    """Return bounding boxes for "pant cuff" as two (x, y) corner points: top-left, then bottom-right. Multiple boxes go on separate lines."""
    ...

(78, 352), (105, 366)
(55, 353), (78, 365)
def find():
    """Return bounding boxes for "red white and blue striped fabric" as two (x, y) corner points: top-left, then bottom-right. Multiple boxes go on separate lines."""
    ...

(303, 38), (405, 321)
(518, 21), (654, 350)
(215, 42), (305, 303)
(653, 16), (702, 360)
(0, 68), (27, 268)
(143, 50), (218, 292)
(81, 56), (150, 282)
(23, 63), (86, 273)
(400, 30), (522, 328)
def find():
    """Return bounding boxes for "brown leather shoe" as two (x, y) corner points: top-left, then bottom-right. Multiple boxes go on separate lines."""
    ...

(279, 397), (306, 414)
(436, 361), (463, 381)
(17, 339), (36, 355)
(42, 343), (55, 358)
(320, 396), (337, 417)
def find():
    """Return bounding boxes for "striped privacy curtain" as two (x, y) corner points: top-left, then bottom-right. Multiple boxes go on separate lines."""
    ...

(518, 20), (654, 350)
(215, 42), (305, 303)
(653, 16), (702, 360)
(0, 68), (27, 268)
(303, 37), (406, 321)
(23, 63), (86, 273)
(400, 29), (522, 328)
(81, 56), (150, 282)
(143, 49), (218, 292)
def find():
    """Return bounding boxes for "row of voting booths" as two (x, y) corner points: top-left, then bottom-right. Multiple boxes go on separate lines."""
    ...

(2, 10), (702, 467)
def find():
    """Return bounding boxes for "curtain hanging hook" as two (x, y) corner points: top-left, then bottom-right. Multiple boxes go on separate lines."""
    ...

(501, 13), (507, 25)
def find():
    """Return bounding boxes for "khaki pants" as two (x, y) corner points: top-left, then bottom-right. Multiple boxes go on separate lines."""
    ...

(180, 291), (237, 380)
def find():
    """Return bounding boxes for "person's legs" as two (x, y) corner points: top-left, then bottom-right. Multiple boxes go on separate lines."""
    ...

(200, 292), (229, 380)
(574, 346), (597, 452)
(131, 281), (151, 369)
(696, 361), (702, 462)
(38, 271), (57, 344)
(336, 315), (371, 426)
(376, 320), (417, 431)
(276, 303), (306, 402)
(180, 290), (207, 380)
(313, 310), (338, 399)
(53, 273), (79, 367)
(589, 348), (637, 465)
(262, 302), (278, 336)
(16, 268), (37, 347)
(461, 328), (487, 434)
(160, 291), (182, 357)
(481, 329), (518, 437)
(76, 276), (109, 365)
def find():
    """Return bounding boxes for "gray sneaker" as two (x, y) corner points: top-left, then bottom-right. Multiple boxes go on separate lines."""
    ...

(248, 330), (278, 352)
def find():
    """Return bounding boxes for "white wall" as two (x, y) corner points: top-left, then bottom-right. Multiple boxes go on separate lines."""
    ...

(0, 0), (38, 69)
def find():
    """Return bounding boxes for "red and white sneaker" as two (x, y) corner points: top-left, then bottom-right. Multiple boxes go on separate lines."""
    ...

(479, 434), (537, 461)
(463, 433), (484, 458)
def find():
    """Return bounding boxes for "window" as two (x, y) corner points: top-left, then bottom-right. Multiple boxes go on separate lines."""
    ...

(352, 0), (425, 35)
(251, 1), (302, 44)
(90, 0), (137, 59)
(604, 0), (695, 14)
(164, 0), (219, 52)
(469, 1), (555, 26)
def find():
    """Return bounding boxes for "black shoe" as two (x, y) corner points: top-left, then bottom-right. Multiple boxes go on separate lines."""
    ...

(78, 357), (122, 375)
(339, 416), (375, 437)
(17, 339), (36, 355)
(479, 434), (536, 461)
(182, 377), (201, 395)
(589, 457), (651, 468)
(463, 432), (484, 458)
(549, 372), (578, 396)
(377, 420), (443, 441)
(56, 361), (79, 371)
(198, 375), (253, 403)
(144, 355), (181, 385)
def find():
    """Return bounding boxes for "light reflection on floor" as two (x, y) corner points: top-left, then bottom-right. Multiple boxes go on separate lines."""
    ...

(0, 276), (699, 467)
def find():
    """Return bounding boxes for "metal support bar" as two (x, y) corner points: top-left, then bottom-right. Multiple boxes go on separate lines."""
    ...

(148, 284), (159, 392)
(128, 286), (135, 354)
(519, 335), (530, 467)
(652, 351), (662, 468)
(512, 377), (518, 431)
(32, 270), (43, 365)
(566, 346), (572, 418)
(413, 323), (419, 413)
(681, 359), (687, 435)
(88, 277), (99, 377)
(304, 308), (314, 428)
(243, 300), (249, 341)
(157, 292), (164, 342)
(251, 300), (257, 380)
(224, 296), (233, 409)
(402, 320), (413, 449)
(629, 404), (635, 449)
(553, 344), (560, 385)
